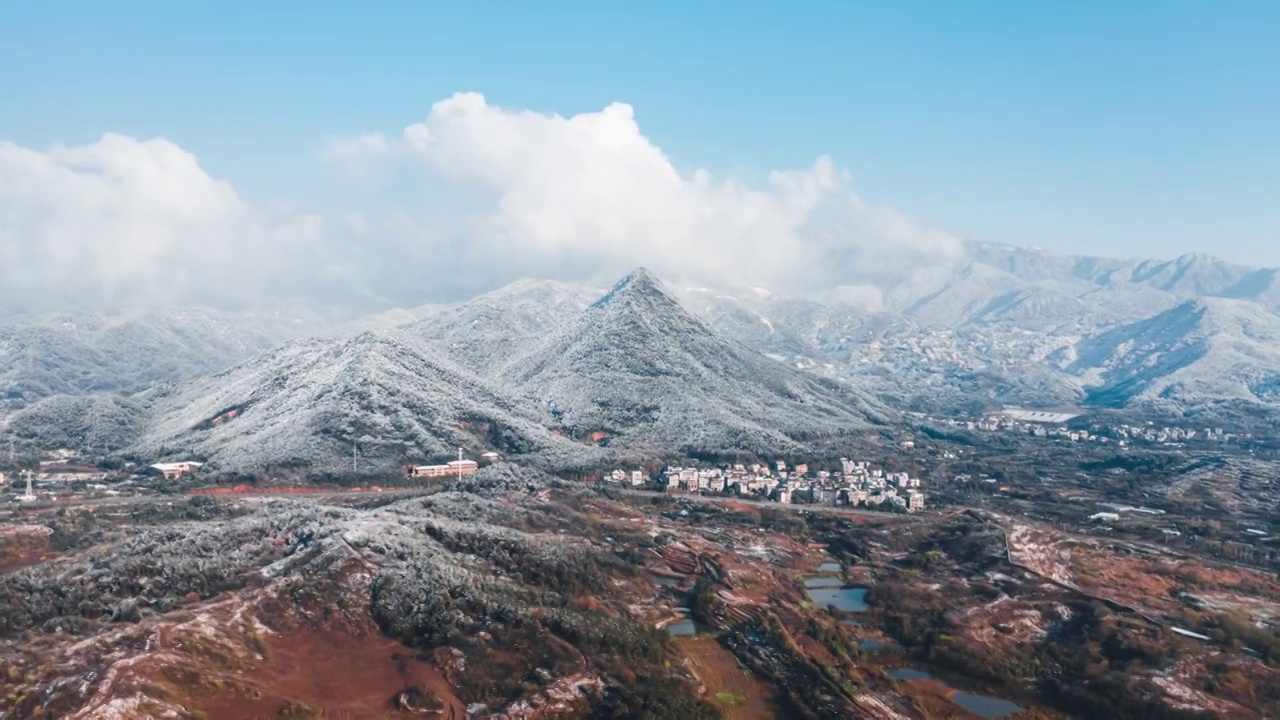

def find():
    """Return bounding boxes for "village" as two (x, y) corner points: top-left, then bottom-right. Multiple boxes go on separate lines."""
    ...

(921, 409), (1243, 447)
(603, 457), (927, 512)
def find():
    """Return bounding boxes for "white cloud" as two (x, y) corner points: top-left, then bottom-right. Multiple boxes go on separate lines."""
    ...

(323, 92), (964, 296)
(0, 133), (334, 309)
(0, 95), (965, 313)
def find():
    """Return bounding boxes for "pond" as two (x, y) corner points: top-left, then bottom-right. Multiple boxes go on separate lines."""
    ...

(804, 576), (844, 588)
(858, 639), (881, 651)
(885, 668), (1023, 718)
(806, 586), (868, 612)
(817, 562), (842, 573)
(951, 692), (1023, 718)
(666, 618), (698, 636)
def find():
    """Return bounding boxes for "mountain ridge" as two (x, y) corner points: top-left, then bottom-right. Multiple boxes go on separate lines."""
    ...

(134, 330), (597, 472)
(498, 268), (893, 456)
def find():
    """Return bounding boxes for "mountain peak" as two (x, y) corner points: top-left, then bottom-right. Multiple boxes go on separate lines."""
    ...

(590, 267), (671, 309)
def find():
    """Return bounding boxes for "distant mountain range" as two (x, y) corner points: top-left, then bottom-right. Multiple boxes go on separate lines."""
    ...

(0, 308), (320, 409)
(672, 243), (1280, 423)
(8, 270), (893, 470)
(3, 242), (1279, 468)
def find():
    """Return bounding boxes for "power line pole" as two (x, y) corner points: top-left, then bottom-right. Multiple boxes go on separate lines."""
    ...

(352, 442), (359, 473)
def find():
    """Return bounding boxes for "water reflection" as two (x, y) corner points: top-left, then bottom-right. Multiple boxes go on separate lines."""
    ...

(806, 584), (868, 611)
(666, 618), (697, 636)
(804, 576), (844, 588)
(886, 668), (1024, 718)
(952, 692), (1022, 718)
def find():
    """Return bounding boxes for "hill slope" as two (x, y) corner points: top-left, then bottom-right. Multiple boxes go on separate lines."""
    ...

(404, 279), (600, 374)
(1062, 298), (1280, 418)
(0, 308), (320, 410)
(135, 332), (588, 472)
(502, 269), (892, 456)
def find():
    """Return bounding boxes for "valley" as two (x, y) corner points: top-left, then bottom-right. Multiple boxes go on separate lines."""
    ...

(3, 452), (1277, 719)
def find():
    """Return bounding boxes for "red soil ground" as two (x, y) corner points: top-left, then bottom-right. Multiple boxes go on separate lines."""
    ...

(190, 624), (464, 720)
(0, 523), (53, 573)
(678, 637), (781, 720)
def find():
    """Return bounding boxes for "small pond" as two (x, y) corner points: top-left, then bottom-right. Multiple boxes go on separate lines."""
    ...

(885, 668), (1024, 718)
(666, 618), (698, 636)
(817, 562), (842, 573)
(858, 639), (881, 651)
(951, 692), (1023, 718)
(804, 576), (844, 589)
(806, 586), (868, 612)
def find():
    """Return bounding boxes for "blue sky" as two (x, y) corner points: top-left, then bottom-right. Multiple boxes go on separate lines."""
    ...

(2, 0), (1278, 270)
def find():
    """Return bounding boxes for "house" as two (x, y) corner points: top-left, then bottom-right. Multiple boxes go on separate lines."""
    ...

(410, 464), (452, 478)
(908, 492), (925, 513)
(410, 460), (478, 478)
(447, 459), (478, 476)
(150, 462), (203, 480)
(481, 451), (502, 463)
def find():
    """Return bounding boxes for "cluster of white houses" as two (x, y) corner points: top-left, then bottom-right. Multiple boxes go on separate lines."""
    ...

(948, 413), (1239, 447)
(604, 458), (927, 512)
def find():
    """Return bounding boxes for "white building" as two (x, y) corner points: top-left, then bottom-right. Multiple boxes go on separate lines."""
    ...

(151, 461), (204, 480)
(908, 492), (925, 513)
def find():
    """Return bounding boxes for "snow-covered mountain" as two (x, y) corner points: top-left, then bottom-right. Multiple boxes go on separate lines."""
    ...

(668, 244), (1280, 422)
(0, 308), (322, 409)
(5, 241), (1279, 460)
(967, 243), (1280, 306)
(130, 269), (895, 471)
(498, 269), (893, 456)
(134, 331), (595, 472)
(1059, 298), (1280, 419)
(8, 393), (151, 452)
(402, 279), (601, 374)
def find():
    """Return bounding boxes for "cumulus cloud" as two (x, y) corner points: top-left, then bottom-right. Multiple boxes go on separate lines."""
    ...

(0, 95), (965, 313)
(323, 92), (964, 298)
(0, 133), (341, 310)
